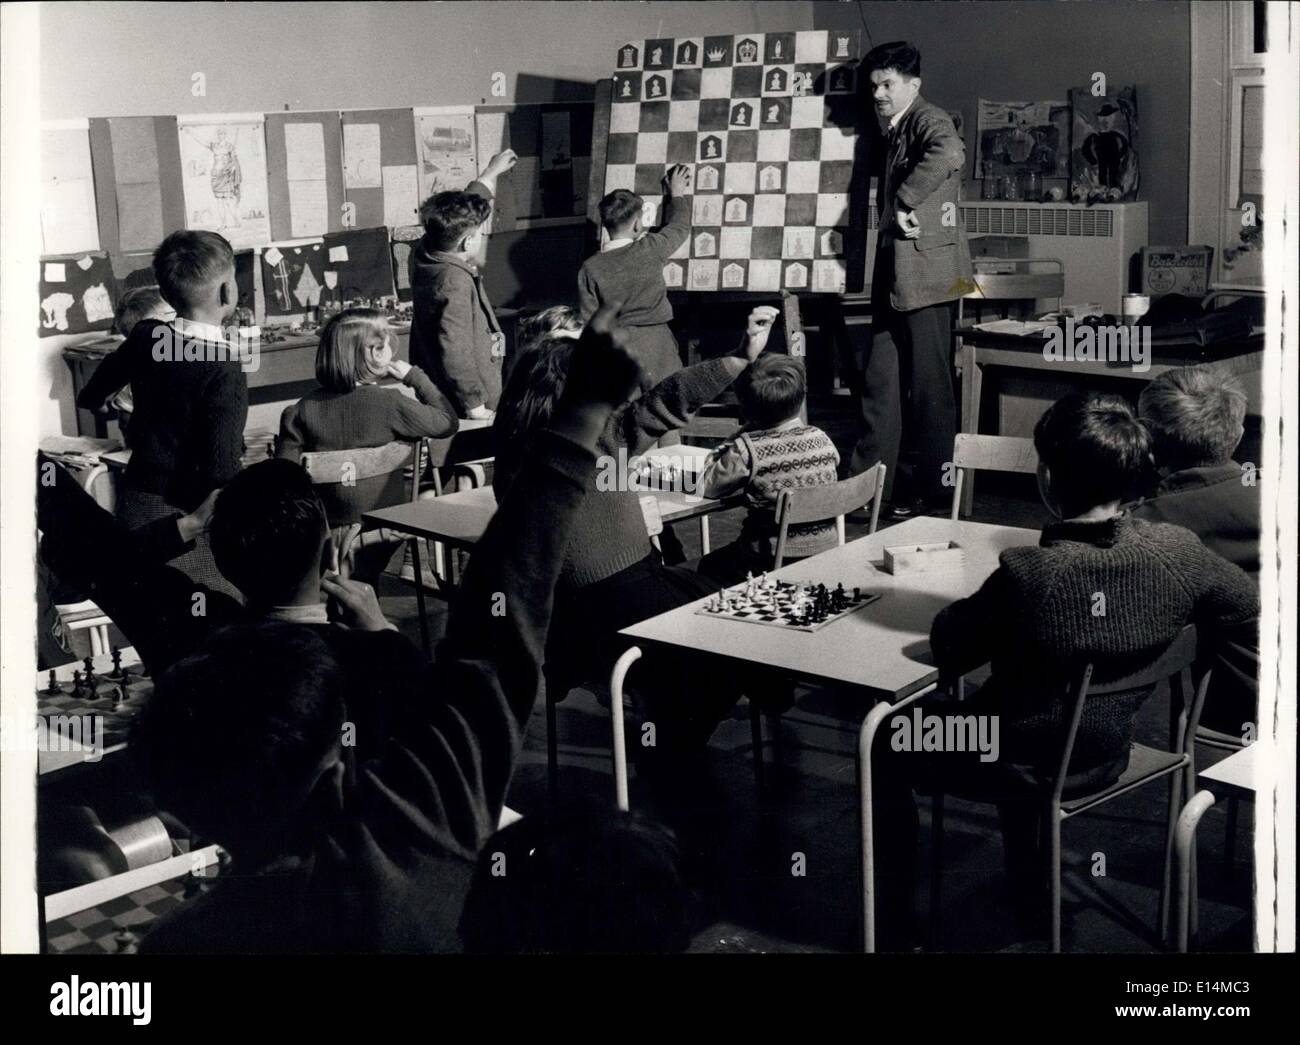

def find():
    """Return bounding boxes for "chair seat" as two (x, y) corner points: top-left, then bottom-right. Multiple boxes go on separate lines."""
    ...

(1060, 744), (1185, 815)
(1195, 726), (1247, 751)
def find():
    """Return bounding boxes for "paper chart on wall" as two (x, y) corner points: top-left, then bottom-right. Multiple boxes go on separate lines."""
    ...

(343, 123), (382, 189)
(382, 164), (420, 229)
(41, 120), (100, 255)
(474, 111), (514, 233)
(284, 121), (330, 237)
(176, 113), (271, 249)
(414, 106), (478, 201)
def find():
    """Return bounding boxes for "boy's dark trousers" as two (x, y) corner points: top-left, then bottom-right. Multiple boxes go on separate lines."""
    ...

(849, 245), (957, 504)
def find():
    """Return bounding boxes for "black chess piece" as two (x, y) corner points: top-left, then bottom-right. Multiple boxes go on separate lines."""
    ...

(113, 929), (139, 954)
(46, 669), (59, 695)
(109, 647), (124, 681)
(82, 657), (100, 700)
(71, 670), (85, 698)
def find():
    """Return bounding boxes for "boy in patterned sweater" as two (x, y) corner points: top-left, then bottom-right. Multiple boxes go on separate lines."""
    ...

(697, 350), (839, 584)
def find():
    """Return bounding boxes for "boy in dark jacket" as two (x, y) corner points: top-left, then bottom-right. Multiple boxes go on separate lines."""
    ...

(408, 150), (518, 420)
(578, 166), (692, 390)
(131, 313), (645, 952)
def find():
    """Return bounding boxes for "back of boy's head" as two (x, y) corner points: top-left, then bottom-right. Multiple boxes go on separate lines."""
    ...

(114, 285), (171, 337)
(1138, 366), (1246, 470)
(1034, 391), (1151, 516)
(133, 622), (346, 857)
(737, 352), (806, 429)
(209, 459), (328, 606)
(599, 189), (643, 235)
(315, 307), (389, 393)
(493, 337), (577, 447)
(460, 808), (689, 954)
(419, 191), (492, 251)
(152, 229), (235, 313)
(517, 305), (582, 352)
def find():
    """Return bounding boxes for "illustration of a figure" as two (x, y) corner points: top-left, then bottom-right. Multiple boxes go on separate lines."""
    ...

(1081, 103), (1129, 189)
(186, 126), (243, 229)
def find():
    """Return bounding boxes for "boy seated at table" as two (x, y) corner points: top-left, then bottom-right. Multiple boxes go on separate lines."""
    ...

(870, 391), (1259, 945)
(696, 350), (840, 584)
(1133, 365), (1260, 737)
(132, 313), (645, 953)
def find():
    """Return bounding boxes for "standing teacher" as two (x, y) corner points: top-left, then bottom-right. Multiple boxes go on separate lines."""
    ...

(850, 41), (972, 518)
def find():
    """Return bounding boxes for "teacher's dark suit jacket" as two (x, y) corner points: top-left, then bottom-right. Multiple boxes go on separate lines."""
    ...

(875, 95), (973, 311)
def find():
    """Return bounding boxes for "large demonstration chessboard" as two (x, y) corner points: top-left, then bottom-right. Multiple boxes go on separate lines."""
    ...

(698, 577), (881, 632)
(607, 30), (867, 295)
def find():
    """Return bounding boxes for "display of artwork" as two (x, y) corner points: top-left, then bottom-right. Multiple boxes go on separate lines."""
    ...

(475, 103), (595, 232)
(414, 106), (478, 201)
(607, 30), (864, 293)
(41, 121), (101, 255)
(975, 100), (1070, 179)
(260, 240), (327, 316)
(1069, 86), (1139, 202)
(39, 252), (116, 337)
(176, 113), (272, 249)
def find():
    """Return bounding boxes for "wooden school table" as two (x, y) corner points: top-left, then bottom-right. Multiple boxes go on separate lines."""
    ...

(1172, 741), (1265, 952)
(363, 444), (738, 646)
(617, 515), (1040, 952)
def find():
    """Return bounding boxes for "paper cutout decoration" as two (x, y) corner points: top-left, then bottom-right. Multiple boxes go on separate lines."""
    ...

(261, 241), (326, 316)
(663, 261), (684, 287)
(725, 197), (748, 223)
(700, 135), (723, 160)
(38, 252), (116, 337)
(784, 262), (808, 288)
(322, 227), (397, 301)
(722, 262), (746, 288)
(694, 231), (716, 257)
(177, 113), (271, 250)
(618, 44), (640, 69)
(759, 165), (783, 191)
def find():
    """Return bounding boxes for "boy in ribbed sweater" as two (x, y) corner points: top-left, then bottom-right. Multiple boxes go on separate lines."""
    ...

(871, 391), (1258, 945)
(697, 348), (840, 584)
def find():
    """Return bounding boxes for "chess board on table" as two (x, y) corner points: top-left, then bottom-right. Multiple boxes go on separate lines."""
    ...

(37, 662), (153, 775)
(607, 30), (867, 295)
(697, 577), (880, 632)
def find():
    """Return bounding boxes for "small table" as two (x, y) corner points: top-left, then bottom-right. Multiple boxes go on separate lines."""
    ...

(363, 444), (736, 642)
(1172, 741), (1263, 951)
(618, 515), (1039, 951)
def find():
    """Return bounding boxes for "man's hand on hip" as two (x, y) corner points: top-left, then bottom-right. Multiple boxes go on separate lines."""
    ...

(895, 208), (921, 239)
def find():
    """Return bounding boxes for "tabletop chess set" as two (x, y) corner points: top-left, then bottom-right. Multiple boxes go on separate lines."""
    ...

(38, 650), (153, 765)
(608, 29), (867, 295)
(698, 572), (880, 631)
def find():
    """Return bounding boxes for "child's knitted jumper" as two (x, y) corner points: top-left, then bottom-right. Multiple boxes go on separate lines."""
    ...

(739, 423), (841, 558)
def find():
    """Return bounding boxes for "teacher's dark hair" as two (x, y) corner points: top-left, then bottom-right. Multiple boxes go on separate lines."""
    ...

(864, 41), (921, 78)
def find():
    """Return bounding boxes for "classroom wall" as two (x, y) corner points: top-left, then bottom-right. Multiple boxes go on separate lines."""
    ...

(36, 0), (817, 435)
(813, 0), (1192, 245)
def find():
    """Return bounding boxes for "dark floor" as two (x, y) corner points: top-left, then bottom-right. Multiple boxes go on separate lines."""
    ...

(377, 393), (1255, 954)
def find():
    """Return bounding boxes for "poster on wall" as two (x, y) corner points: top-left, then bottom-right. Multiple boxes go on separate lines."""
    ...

(177, 112), (272, 249)
(975, 100), (1070, 179)
(41, 120), (101, 255)
(1069, 86), (1139, 202)
(39, 252), (117, 337)
(414, 106), (478, 201)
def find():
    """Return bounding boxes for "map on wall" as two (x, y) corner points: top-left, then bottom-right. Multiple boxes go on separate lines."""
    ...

(607, 30), (865, 293)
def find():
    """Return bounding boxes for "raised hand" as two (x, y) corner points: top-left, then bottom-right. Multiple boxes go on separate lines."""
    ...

(743, 305), (779, 360)
(561, 306), (643, 410)
(664, 164), (691, 198)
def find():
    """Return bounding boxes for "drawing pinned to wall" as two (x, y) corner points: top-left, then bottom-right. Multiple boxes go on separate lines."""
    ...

(343, 123), (382, 189)
(283, 121), (329, 238)
(414, 106), (478, 201)
(975, 100), (1069, 179)
(261, 240), (327, 316)
(177, 113), (271, 249)
(41, 120), (100, 255)
(382, 165), (420, 228)
(1070, 86), (1139, 202)
(38, 252), (116, 337)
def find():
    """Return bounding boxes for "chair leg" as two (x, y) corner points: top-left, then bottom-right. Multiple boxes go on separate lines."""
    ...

(408, 539), (431, 656)
(749, 700), (765, 792)
(1223, 795), (1240, 877)
(1159, 768), (1184, 944)
(1048, 809), (1063, 953)
(768, 712), (784, 774)
(546, 691), (559, 802)
(929, 792), (945, 948)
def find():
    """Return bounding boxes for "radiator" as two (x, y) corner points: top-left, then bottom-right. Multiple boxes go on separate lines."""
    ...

(862, 201), (1149, 313)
